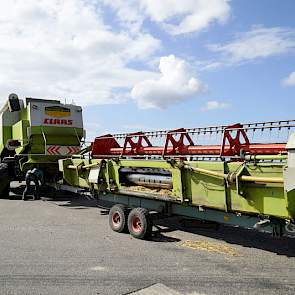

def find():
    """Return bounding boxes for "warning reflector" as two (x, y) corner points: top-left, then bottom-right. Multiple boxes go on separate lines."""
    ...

(46, 145), (80, 155)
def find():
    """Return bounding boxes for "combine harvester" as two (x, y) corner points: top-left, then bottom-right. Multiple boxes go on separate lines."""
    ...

(1, 93), (295, 240)
(58, 119), (295, 239)
(0, 93), (85, 196)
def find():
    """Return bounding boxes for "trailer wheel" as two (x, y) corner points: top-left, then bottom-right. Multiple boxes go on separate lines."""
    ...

(0, 163), (10, 199)
(128, 208), (152, 239)
(109, 204), (129, 233)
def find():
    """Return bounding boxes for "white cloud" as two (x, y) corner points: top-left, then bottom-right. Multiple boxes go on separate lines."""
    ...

(131, 55), (205, 109)
(142, 0), (231, 35)
(201, 100), (230, 111)
(282, 71), (295, 87)
(103, 0), (231, 35)
(102, 0), (144, 34)
(200, 61), (223, 71)
(0, 0), (161, 105)
(209, 26), (295, 64)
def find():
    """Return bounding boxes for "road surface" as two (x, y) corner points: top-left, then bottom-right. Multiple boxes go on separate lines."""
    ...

(0, 188), (295, 294)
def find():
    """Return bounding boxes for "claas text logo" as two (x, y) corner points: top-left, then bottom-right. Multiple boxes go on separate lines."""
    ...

(44, 118), (73, 125)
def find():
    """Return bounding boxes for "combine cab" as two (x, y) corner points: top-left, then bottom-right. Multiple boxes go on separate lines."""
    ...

(0, 93), (85, 195)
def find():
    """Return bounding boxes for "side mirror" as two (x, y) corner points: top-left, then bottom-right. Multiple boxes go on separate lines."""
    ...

(8, 93), (21, 112)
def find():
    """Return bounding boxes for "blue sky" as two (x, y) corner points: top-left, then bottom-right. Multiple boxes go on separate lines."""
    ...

(0, 0), (294, 139)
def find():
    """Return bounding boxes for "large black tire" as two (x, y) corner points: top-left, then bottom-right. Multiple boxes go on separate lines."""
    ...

(127, 207), (152, 239)
(109, 204), (129, 233)
(0, 163), (10, 199)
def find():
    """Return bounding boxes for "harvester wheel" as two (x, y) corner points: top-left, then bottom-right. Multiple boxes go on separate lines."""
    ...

(127, 207), (152, 239)
(109, 204), (129, 233)
(0, 163), (10, 199)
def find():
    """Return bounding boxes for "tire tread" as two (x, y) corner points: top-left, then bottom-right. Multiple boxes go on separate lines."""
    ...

(127, 207), (152, 239)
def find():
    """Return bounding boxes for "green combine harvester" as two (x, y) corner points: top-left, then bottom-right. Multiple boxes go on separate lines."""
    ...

(1, 93), (295, 241)
(0, 93), (85, 196)
(58, 120), (295, 239)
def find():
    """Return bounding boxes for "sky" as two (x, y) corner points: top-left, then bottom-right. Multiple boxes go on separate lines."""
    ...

(0, 0), (294, 140)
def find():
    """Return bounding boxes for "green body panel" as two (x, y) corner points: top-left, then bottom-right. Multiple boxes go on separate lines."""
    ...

(226, 162), (287, 218)
(61, 158), (92, 188)
(12, 122), (84, 172)
(12, 120), (30, 154)
(59, 157), (292, 221)
(11, 123), (83, 154)
(0, 126), (13, 155)
(183, 161), (227, 210)
(0, 104), (30, 155)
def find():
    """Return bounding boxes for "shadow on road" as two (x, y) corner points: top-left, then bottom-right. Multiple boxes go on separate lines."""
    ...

(154, 217), (295, 257)
(9, 184), (26, 198)
(8, 186), (295, 255)
(149, 231), (181, 243)
(10, 185), (98, 209)
(48, 192), (99, 209)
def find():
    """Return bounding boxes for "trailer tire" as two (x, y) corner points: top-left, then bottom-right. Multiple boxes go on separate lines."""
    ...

(109, 204), (129, 233)
(0, 163), (10, 199)
(128, 207), (152, 239)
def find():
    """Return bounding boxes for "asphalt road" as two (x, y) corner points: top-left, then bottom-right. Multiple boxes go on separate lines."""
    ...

(1, 188), (295, 295)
